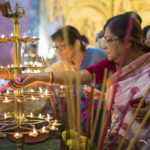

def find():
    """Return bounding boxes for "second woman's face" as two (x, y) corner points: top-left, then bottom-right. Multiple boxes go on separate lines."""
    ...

(103, 26), (123, 64)
(54, 40), (75, 61)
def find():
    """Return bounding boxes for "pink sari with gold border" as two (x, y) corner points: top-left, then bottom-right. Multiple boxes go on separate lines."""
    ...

(106, 52), (150, 141)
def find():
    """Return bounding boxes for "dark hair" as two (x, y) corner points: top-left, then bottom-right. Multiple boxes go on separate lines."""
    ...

(143, 25), (150, 39)
(51, 25), (86, 52)
(81, 35), (89, 44)
(96, 30), (104, 41)
(125, 11), (142, 24)
(104, 12), (150, 52)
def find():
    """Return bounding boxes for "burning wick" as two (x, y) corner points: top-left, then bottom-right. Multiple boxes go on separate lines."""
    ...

(30, 89), (34, 93)
(52, 120), (62, 126)
(6, 90), (9, 95)
(49, 125), (58, 131)
(39, 87), (42, 93)
(10, 33), (13, 37)
(1, 34), (5, 38)
(32, 35), (36, 38)
(3, 97), (10, 104)
(29, 112), (34, 118)
(38, 114), (43, 119)
(13, 132), (23, 139)
(29, 128), (38, 137)
(45, 89), (48, 96)
(31, 96), (38, 101)
(4, 113), (7, 119)
(52, 125), (55, 130)
(45, 114), (52, 121)
(40, 126), (49, 134)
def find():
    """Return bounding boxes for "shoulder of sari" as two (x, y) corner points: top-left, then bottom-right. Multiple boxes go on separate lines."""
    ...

(109, 52), (150, 85)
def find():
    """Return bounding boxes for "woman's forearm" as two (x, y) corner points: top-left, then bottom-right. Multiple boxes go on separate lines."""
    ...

(8, 70), (93, 90)
(52, 70), (92, 85)
(33, 70), (93, 86)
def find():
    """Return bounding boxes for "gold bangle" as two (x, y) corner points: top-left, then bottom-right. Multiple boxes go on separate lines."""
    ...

(49, 72), (52, 84)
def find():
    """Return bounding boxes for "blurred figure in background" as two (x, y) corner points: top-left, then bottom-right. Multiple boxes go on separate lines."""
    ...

(80, 35), (89, 49)
(143, 25), (150, 47)
(94, 30), (105, 49)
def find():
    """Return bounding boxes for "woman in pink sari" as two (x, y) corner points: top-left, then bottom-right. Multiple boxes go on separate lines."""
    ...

(8, 12), (150, 149)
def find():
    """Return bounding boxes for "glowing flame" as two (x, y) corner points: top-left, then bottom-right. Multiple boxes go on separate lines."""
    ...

(4, 97), (9, 103)
(1, 34), (5, 38)
(42, 126), (45, 132)
(6, 90), (9, 95)
(52, 125), (55, 130)
(38, 114), (42, 118)
(45, 89), (48, 96)
(39, 87), (42, 93)
(33, 128), (37, 134)
(30, 112), (33, 118)
(31, 96), (36, 100)
(32, 35), (36, 38)
(4, 113), (7, 119)
(10, 33), (13, 37)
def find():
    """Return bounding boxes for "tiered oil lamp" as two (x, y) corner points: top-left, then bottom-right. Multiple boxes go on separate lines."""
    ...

(0, 1), (61, 150)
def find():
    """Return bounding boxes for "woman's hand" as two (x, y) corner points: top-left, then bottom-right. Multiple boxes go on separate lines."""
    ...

(8, 73), (49, 90)
(84, 87), (105, 100)
(8, 73), (36, 90)
(130, 101), (150, 123)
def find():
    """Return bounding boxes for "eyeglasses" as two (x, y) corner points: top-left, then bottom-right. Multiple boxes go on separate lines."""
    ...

(53, 44), (66, 52)
(105, 38), (120, 43)
(104, 37), (120, 43)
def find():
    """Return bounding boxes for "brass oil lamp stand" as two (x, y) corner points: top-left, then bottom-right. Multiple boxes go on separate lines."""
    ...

(4, 1), (25, 149)
(0, 1), (62, 150)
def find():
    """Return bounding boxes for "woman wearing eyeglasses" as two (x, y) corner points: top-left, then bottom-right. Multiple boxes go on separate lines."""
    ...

(44, 25), (107, 130)
(8, 12), (150, 150)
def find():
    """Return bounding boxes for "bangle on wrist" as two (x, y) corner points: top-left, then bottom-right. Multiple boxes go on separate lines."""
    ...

(49, 72), (53, 84)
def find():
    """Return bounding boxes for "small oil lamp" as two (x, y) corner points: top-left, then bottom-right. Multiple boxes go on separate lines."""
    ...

(45, 114), (52, 121)
(49, 125), (58, 131)
(4, 113), (8, 119)
(30, 89), (34, 93)
(39, 87), (42, 93)
(40, 126), (49, 134)
(32, 35), (36, 39)
(13, 132), (23, 139)
(3, 97), (10, 104)
(52, 120), (62, 126)
(29, 112), (34, 118)
(38, 113), (43, 119)
(45, 89), (48, 96)
(29, 128), (38, 137)
(1, 34), (5, 38)
(6, 90), (9, 95)
(31, 96), (38, 102)
(0, 34), (7, 42)
(10, 33), (13, 37)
